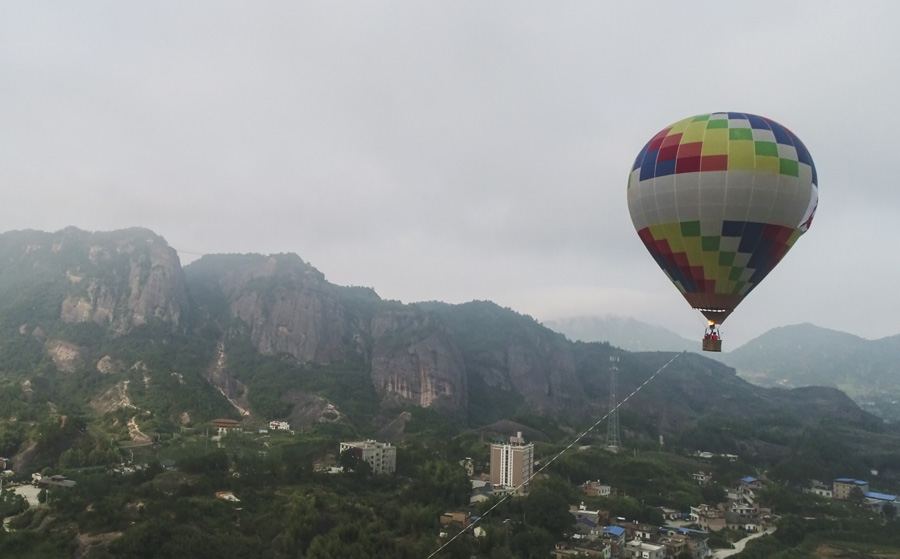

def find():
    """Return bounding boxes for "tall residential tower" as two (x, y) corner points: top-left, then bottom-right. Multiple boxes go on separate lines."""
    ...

(490, 432), (534, 493)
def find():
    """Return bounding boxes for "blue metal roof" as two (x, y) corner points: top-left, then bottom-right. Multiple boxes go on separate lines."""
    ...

(604, 526), (626, 537)
(835, 478), (868, 485)
(740, 476), (758, 483)
(865, 491), (896, 501)
(662, 525), (709, 536)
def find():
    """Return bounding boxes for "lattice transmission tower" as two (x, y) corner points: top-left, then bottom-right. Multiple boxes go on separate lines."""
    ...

(606, 356), (621, 453)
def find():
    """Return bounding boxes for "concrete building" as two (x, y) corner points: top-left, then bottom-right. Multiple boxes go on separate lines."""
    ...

(339, 439), (396, 474)
(211, 418), (241, 436)
(490, 432), (534, 493)
(833, 478), (869, 500)
(624, 539), (665, 559)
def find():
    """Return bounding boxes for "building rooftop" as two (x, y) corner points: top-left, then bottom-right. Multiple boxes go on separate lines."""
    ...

(865, 491), (896, 502)
(835, 478), (868, 485)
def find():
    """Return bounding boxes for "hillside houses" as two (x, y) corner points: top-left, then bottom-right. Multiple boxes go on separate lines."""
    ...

(803, 477), (897, 512)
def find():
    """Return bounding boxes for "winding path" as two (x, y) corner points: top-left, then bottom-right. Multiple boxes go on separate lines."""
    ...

(712, 527), (776, 558)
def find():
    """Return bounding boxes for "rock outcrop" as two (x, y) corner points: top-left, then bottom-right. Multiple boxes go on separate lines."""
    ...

(57, 229), (188, 334)
(369, 309), (467, 415)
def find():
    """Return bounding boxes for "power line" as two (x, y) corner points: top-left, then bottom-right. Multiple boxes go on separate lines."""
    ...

(426, 352), (683, 558)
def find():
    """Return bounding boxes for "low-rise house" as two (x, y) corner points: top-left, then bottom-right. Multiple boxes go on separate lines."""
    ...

(692, 471), (711, 485)
(440, 511), (471, 529)
(660, 526), (710, 559)
(656, 532), (688, 558)
(555, 540), (611, 558)
(470, 480), (492, 504)
(38, 475), (76, 489)
(600, 526), (626, 557)
(575, 516), (599, 538)
(806, 480), (833, 498)
(269, 421), (290, 431)
(739, 476), (762, 493)
(725, 511), (759, 532)
(582, 480), (613, 497)
(624, 539), (665, 559)
(864, 491), (897, 511)
(212, 418), (241, 436)
(658, 507), (681, 521)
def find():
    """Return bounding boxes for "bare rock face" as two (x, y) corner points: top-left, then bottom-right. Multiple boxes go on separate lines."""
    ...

(46, 340), (88, 373)
(58, 230), (189, 335)
(216, 255), (349, 364)
(369, 309), (467, 416)
(205, 341), (251, 417)
(187, 254), (470, 416)
(96, 355), (126, 374)
(90, 381), (135, 413)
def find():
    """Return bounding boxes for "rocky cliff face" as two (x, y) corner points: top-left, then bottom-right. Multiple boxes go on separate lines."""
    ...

(369, 309), (467, 415)
(58, 229), (188, 334)
(222, 256), (349, 363)
(186, 254), (469, 415)
(0, 228), (188, 335)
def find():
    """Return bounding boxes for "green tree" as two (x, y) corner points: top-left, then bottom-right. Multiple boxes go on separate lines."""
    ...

(774, 514), (808, 547)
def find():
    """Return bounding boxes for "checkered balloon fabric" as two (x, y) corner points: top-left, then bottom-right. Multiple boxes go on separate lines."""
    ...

(627, 112), (818, 322)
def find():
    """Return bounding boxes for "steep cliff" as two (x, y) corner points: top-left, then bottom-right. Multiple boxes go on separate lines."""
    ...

(369, 308), (467, 415)
(184, 254), (469, 416)
(0, 227), (188, 335)
(416, 301), (587, 418)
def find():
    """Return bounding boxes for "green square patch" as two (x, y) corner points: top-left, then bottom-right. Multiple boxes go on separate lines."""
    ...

(701, 236), (720, 251)
(755, 141), (778, 157)
(706, 119), (728, 129)
(680, 221), (701, 237)
(729, 267), (744, 281)
(728, 128), (753, 141)
(692, 114), (711, 122)
(779, 158), (799, 177)
(718, 252), (735, 266)
(732, 281), (746, 294)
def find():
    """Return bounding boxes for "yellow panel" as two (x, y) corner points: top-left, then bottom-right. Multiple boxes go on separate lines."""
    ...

(727, 142), (755, 171)
(701, 252), (718, 279)
(668, 117), (695, 135)
(701, 129), (728, 156)
(682, 236), (703, 266)
(649, 223), (668, 240)
(663, 223), (685, 252)
(715, 266), (732, 293)
(681, 121), (708, 143)
(754, 155), (779, 173)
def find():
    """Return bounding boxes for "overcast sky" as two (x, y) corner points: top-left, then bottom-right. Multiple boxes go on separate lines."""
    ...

(2, 1), (897, 348)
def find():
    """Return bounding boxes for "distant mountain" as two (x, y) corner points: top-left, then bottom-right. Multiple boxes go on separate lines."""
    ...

(719, 323), (900, 422)
(544, 315), (696, 352)
(0, 227), (892, 476)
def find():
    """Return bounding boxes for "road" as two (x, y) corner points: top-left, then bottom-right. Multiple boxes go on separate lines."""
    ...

(712, 527), (776, 558)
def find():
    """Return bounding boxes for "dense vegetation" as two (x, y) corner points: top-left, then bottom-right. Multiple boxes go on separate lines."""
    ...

(2, 229), (899, 557)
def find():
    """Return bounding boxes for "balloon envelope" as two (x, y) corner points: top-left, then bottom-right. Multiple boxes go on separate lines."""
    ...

(627, 112), (818, 324)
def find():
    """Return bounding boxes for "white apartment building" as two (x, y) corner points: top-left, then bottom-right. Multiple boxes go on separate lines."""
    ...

(339, 439), (397, 474)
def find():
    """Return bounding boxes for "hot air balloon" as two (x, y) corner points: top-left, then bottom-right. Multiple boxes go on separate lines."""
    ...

(627, 112), (818, 352)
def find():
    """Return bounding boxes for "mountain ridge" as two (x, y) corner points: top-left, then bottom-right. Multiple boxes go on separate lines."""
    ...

(0, 227), (892, 476)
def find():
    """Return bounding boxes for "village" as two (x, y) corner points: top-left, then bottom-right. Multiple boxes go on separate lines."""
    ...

(3, 426), (897, 558)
